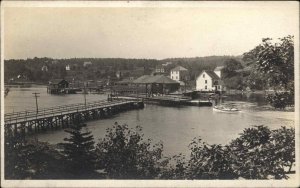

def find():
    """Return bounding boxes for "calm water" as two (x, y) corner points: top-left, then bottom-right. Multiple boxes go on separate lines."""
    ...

(4, 86), (294, 156)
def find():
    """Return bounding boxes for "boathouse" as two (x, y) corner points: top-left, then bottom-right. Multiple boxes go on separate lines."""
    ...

(48, 79), (69, 94)
(133, 75), (180, 96)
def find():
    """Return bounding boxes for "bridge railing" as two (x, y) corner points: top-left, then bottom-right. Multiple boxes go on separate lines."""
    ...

(4, 99), (131, 124)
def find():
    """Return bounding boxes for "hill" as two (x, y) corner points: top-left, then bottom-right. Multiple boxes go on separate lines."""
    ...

(4, 56), (244, 83)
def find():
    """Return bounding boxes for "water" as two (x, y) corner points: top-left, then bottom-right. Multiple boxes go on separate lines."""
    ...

(4, 86), (294, 156)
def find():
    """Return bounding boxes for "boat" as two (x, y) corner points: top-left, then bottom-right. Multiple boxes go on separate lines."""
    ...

(213, 105), (240, 113)
(4, 87), (10, 97)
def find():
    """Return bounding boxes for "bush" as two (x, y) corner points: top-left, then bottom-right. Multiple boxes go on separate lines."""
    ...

(95, 123), (163, 179)
(5, 133), (64, 179)
(229, 126), (294, 179)
(168, 126), (295, 180)
(267, 92), (294, 109)
(187, 138), (237, 179)
(5, 124), (295, 180)
(159, 154), (187, 179)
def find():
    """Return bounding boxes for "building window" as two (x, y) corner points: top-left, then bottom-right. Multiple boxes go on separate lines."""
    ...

(218, 86), (220, 89)
(203, 74), (205, 78)
(171, 76), (173, 79)
(176, 76), (178, 80)
(205, 86), (207, 89)
(205, 80), (207, 84)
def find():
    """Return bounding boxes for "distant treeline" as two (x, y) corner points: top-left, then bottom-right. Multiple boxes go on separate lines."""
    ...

(4, 56), (240, 83)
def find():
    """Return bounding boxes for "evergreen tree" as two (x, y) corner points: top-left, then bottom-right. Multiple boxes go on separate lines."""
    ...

(59, 116), (97, 178)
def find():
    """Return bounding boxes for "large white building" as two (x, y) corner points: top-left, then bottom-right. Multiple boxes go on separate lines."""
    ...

(196, 66), (225, 91)
(170, 66), (188, 82)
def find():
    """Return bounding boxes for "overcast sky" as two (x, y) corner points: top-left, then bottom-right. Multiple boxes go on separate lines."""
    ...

(3, 1), (299, 60)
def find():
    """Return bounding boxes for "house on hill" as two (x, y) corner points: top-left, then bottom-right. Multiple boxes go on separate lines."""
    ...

(66, 64), (71, 71)
(196, 66), (225, 92)
(41, 65), (48, 72)
(155, 65), (165, 73)
(170, 66), (189, 82)
(152, 65), (166, 76)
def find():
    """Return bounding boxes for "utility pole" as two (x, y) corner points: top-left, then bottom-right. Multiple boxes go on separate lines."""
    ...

(32, 92), (40, 114)
(83, 82), (87, 108)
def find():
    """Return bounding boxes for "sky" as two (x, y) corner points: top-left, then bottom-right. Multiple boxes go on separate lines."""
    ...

(2, 1), (299, 60)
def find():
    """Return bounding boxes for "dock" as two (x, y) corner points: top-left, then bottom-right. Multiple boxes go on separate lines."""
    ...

(4, 99), (144, 137)
(111, 94), (212, 107)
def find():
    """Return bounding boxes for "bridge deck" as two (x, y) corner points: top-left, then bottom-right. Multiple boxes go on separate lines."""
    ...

(4, 100), (135, 124)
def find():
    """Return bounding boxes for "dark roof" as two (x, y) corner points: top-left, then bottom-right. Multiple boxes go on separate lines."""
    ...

(49, 79), (68, 84)
(156, 65), (164, 69)
(205, 70), (220, 80)
(133, 75), (179, 84)
(171, 66), (188, 71)
(197, 70), (220, 80)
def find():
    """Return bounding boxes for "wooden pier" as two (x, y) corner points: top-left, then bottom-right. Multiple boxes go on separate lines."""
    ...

(111, 94), (212, 107)
(4, 99), (144, 137)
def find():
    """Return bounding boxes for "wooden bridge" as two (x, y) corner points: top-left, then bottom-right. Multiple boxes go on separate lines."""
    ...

(4, 99), (144, 137)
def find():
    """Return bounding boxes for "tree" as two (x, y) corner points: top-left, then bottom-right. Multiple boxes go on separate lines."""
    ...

(222, 58), (243, 78)
(59, 116), (97, 178)
(245, 70), (268, 90)
(222, 58), (244, 89)
(186, 138), (237, 179)
(229, 126), (294, 179)
(5, 133), (32, 179)
(95, 123), (163, 179)
(243, 36), (294, 108)
(5, 132), (64, 179)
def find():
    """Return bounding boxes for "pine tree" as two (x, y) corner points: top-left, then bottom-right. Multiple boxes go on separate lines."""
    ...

(59, 115), (97, 178)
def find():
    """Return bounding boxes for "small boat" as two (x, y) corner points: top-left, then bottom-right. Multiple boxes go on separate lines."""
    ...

(4, 87), (10, 97)
(213, 105), (240, 113)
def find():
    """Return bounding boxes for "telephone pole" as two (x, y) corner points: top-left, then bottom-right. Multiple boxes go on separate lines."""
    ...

(83, 82), (87, 108)
(32, 92), (40, 114)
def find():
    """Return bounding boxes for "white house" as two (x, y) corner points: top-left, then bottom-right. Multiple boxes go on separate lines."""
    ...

(170, 66), (188, 82)
(41, 65), (48, 72)
(66, 64), (71, 71)
(196, 66), (225, 91)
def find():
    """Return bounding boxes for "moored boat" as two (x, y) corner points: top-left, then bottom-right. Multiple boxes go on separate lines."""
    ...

(213, 105), (240, 113)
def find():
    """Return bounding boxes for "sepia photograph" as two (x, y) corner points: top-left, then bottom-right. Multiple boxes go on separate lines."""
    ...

(1, 1), (299, 187)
